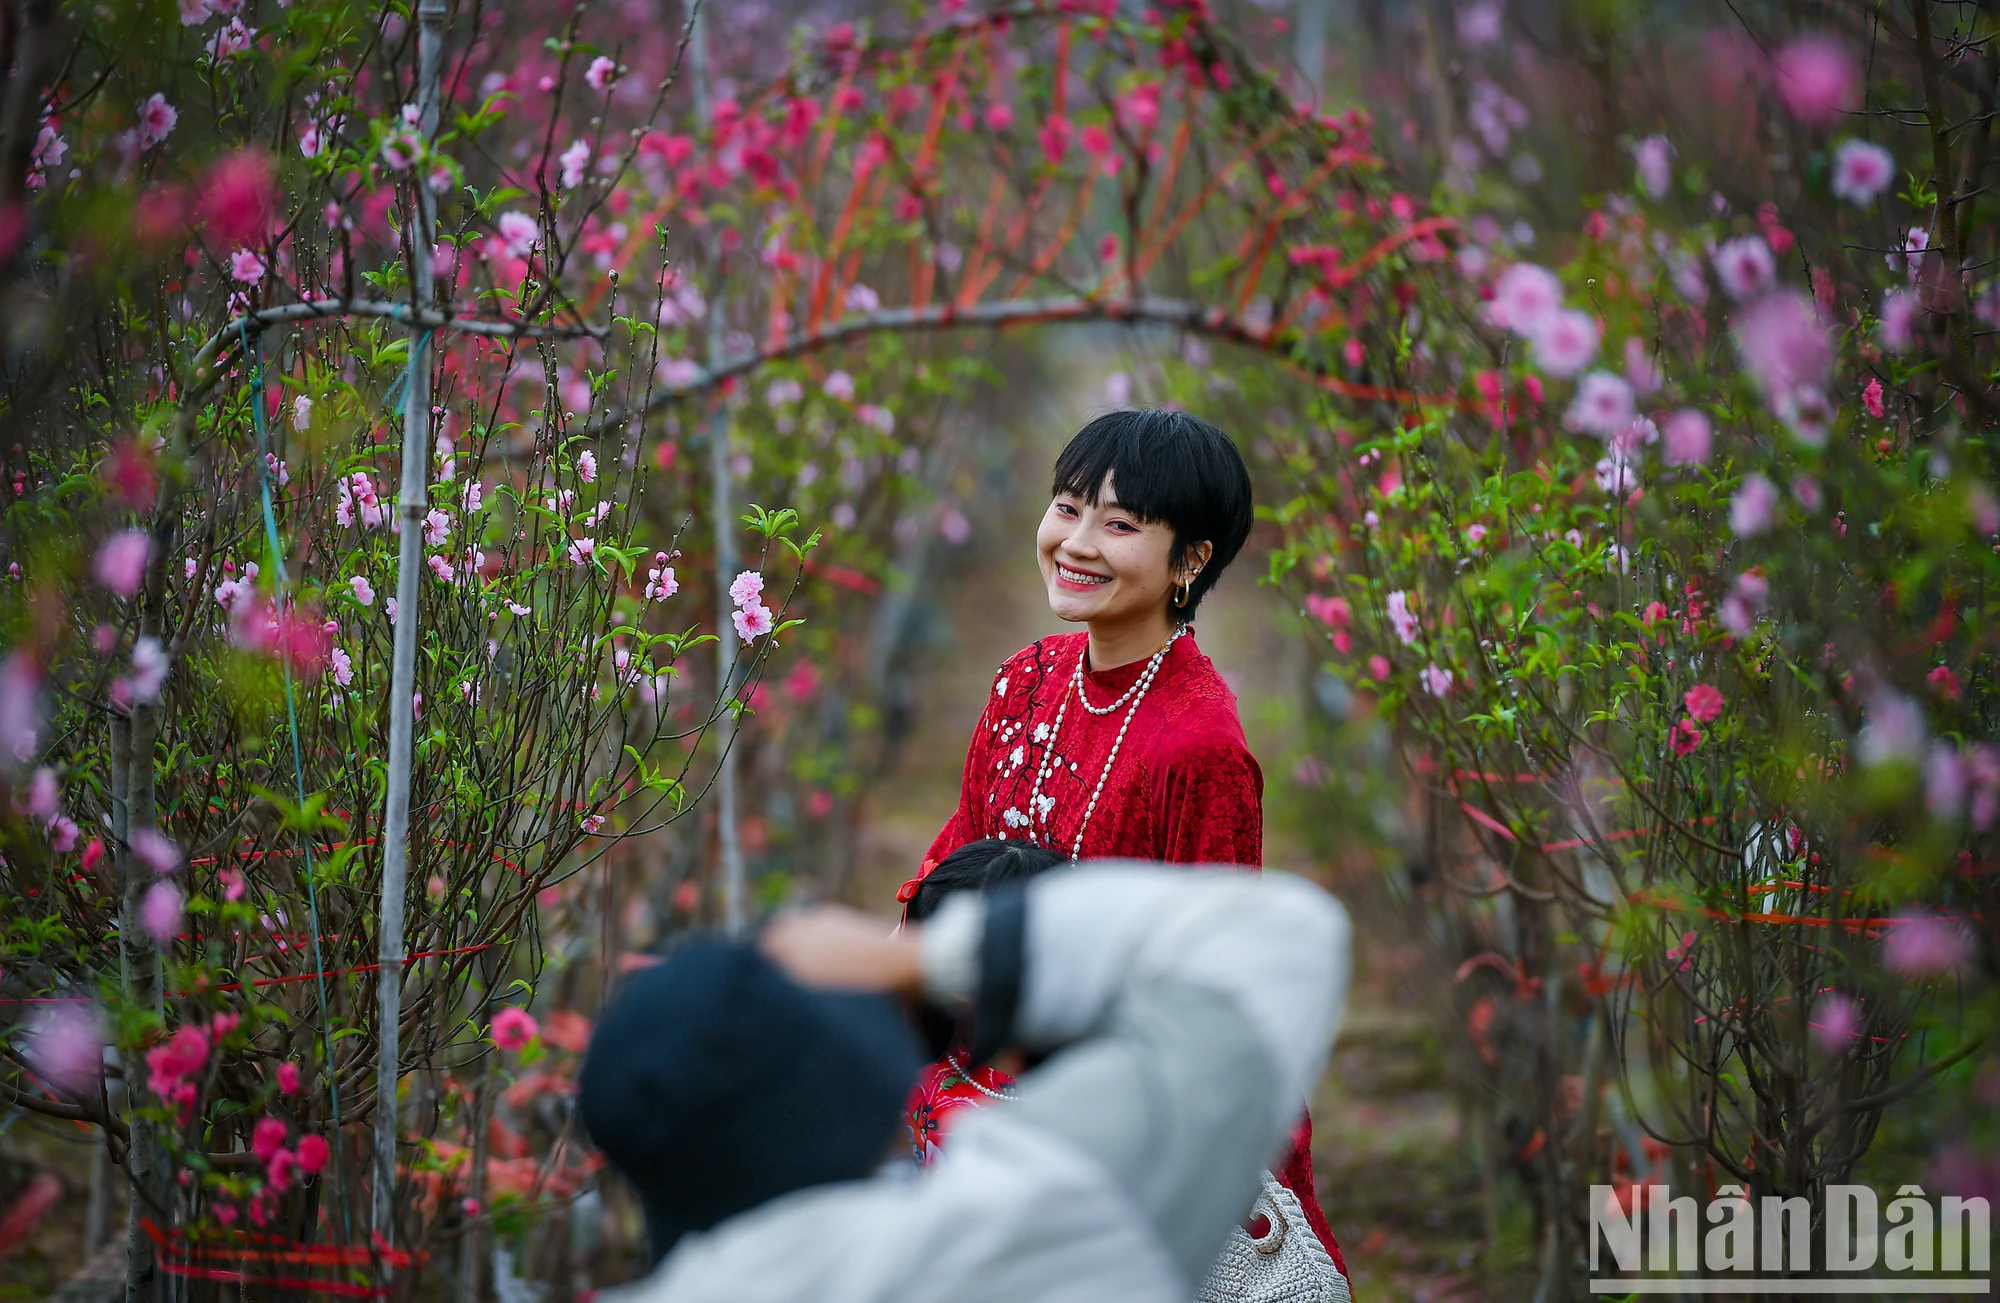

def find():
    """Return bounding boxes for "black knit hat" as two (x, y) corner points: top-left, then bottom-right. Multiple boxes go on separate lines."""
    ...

(578, 938), (920, 1263)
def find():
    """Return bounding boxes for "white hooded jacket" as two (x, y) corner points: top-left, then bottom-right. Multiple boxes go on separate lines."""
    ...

(603, 862), (1352, 1303)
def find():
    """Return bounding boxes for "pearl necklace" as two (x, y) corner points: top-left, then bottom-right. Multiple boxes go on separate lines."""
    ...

(1024, 626), (1187, 861)
(944, 1052), (1013, 1100)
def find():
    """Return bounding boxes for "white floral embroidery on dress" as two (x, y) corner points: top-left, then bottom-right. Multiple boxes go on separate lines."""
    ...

(1033, 793), (1055, 823)
(994, 675), (1008, 697)
(1008, 745), (1026, 770)
(1033, 721), (1050, 742)
(1002, 806), (1027, 828)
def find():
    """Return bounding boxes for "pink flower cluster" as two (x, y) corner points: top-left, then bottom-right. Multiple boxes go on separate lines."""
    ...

(252, 1115), (331, 1197)
(730, 569), (773, 641)
(1884, 913), (1975, 977)
(1385, 590), (1419, 645)
(1485, 263), (1598, 377)
(145, 1023), (211, 1119)
(1305, 594), (1352, 654)
(490, 1006), (538, 1051)
(1922, 741), (2000, 829)
(1771, 36), (1858, 125)
(1831, 139), (1895, 205)
(1683, 684), (1725, 723)
(1731, 289), (1833, 446)
(643, 551), (679, 602)
(94, 530), (152, 598)
(336, 472), (385, 529)
(1729, 473), (1779, 537)
(23, 1004), (103, 1094)
(1717, 570), (1769, 636)
(493, 211), (540, 259)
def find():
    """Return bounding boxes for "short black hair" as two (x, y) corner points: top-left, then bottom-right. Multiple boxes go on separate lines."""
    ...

(904, 838), (1065, 924)
(1051, 409), (1254, 623)
(903, 839), (1064, 1059)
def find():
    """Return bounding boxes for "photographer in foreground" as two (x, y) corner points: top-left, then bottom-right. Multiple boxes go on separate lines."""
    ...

(580, 861), (1351, 1303)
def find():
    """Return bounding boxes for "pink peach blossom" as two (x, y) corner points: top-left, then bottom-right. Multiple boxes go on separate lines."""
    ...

(729, 570), (765, 607)
(252, 1116), (289, 1162)
(1884, 913), (1974, 975)
(1305, 594), (1351, 628)
(1661, 409), (1712, 466)
(490, 1006), (538, 1050)
(644, 563), (678, 602)
(1385, 590), (1420, 645)
(1038, 115), (1072, 166)
(1712, 236), (1775, 301)
(140, 880), (183, 942)
(1733, 289), (1832, 405)
(95, 530), (153, 597)
(1622, 336), (1661, 394)
(559, 139), (590, 190)
(495, 211), (539, 258)
(1684, 684), (1724, 722)
(1858, 688), (1925, 767)
(1808, 993), (1861, 1054)
(1862, 376), (1885, 418)
(1594, 457), (1638, 495)
(201, 152), (273, 244)
(1565, 372), (1635, 436)
(1632, 135), (1671, 199)
(136, 94), (179, 148)
(1488, 263), (1562, 336)
(1772, 36), (1858, 126)
(22, 1004), (103, 1094)
(1878, 290), (1918, 352)
(145, 1024), (209, 1095)
(1528, 309), (1599, 376)
(131, 827), (181, 873)
(1729, 474), (1779, 537)
(1831, 139), (1894, 204)
(1926, 743), (1967, 819)
(732, 602), (774, 641)
(296, 1135), (330, 1174)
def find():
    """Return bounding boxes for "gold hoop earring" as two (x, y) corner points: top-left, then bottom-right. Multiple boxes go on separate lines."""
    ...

(1173, 581), (1192, 608)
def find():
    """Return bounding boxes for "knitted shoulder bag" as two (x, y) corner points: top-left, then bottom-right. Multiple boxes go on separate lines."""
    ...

(1195, 1169), (1353, 1303)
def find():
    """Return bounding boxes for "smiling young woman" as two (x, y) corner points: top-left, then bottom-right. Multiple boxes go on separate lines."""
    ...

(901, 409), (1348, 1280)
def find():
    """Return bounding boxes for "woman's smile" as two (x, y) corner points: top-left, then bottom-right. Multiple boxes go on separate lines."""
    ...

(1054, 562), (1111, 589)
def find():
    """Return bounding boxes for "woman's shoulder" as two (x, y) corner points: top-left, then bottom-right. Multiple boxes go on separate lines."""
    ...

(1148, 637), (1256, 764)
(987, 632), (1087, 696)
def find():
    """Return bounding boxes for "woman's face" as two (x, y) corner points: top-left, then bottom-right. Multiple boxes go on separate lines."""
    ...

(1037, 472), (1189, 627)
